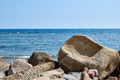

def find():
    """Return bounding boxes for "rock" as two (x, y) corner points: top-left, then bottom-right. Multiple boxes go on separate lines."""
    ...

(81, 67), (92, 80)
(118, 50), (120, 55)
(88, 69), (98, 79)
(108, 60), (120, 78)
(104, 51), (120, 79)
(108, 76), (118, 80)
(58, 34), (119, 79)
(33, 68), (64, 80)
(118, 74), (120, 79)
(63, 73), (79, 80)
(5, 61), (59, 80)
(0, 71), (6, 78)
(28, 52), (51, 66)
(64, 72), (81, 80)
(33, 77), (65, 80)
(38, 68), (64, 80)
(0, 58), (9, 71)
(33, 77), (50, 80)
(0, 58), (9, 78)
(7, 59), (32, 75)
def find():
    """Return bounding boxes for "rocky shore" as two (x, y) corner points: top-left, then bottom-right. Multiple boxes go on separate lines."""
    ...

(0, 34), (120, 80)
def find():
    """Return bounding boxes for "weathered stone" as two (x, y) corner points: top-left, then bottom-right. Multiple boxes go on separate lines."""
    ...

(33, 77), (50, 80)
(28, 52), (51, 66)
(88, 69), (98, 79)
(58, 35), (119, 79)
(7, 59), (32, 76)
(80, 67), (94, 80)
(0, 58), (9, 78)
(33, 68), (64, 80)
(0, 71), (6, 79)
(64, 72), (81, 80)
(63, 73), (79, 80)
(0, 58), (9, 71)
(4, 61), (59, 80)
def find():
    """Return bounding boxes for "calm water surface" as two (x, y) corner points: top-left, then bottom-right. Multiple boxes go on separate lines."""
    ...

(0, 29), (120, 62)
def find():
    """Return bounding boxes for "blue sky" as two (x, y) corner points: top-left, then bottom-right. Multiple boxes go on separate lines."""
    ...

(0, 0), (120, 29)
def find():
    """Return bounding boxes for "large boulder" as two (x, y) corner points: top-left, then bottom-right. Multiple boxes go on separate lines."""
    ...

(58, 35), (119, 79)
(28, 52), (51, 66)
(7, 59), (32, 75)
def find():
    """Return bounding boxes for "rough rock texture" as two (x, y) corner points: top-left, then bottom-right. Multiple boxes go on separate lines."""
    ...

(63, 73), (79, 80)
(4, 61), (58, 80)
(0, 58), (9, 78)
(108, 59), (120, 78)
(0, 58), (9, 71)
(33, 68), (64, 80)
(28, 52), (51, 66)
(58, 35), (119, 79)
(33, 77), (64, 80)
(0, 71), (6, 79)
(7, 59), (32, 75)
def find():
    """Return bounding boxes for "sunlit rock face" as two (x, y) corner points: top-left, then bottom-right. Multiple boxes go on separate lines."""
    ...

(58, 34), (119, 79)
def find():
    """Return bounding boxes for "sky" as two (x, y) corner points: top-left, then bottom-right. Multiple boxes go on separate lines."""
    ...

(0, 0), (120, 29)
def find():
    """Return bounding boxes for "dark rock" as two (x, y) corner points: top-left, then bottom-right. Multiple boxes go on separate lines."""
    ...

(118, 50), (120, 56)
(109, 60), (120, 77)
(28, 52), (52, 66)
(104, 51), (120, 79)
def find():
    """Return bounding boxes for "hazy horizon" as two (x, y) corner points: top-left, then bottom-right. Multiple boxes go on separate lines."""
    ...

(0, 27), (120, 29)
(1, 0), (120, 29)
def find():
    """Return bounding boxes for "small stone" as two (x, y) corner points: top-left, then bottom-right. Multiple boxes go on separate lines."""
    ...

(0, 58), (9, 71)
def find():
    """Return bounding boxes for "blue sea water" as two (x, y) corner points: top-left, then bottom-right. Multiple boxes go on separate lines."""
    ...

(0, 29), (120, 62)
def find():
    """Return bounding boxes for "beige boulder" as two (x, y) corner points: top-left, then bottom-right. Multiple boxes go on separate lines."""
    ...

(58, 34), (119, 79)
(7, 59), (32, 75)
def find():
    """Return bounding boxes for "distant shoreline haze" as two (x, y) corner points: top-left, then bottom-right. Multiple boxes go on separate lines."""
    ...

(0, 29), (119, 33)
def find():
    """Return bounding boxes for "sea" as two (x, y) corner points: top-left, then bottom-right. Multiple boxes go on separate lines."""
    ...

(0, 29), (120, 63)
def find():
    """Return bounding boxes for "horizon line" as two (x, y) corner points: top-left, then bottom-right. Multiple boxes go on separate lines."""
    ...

(0, 28), (120, 29)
